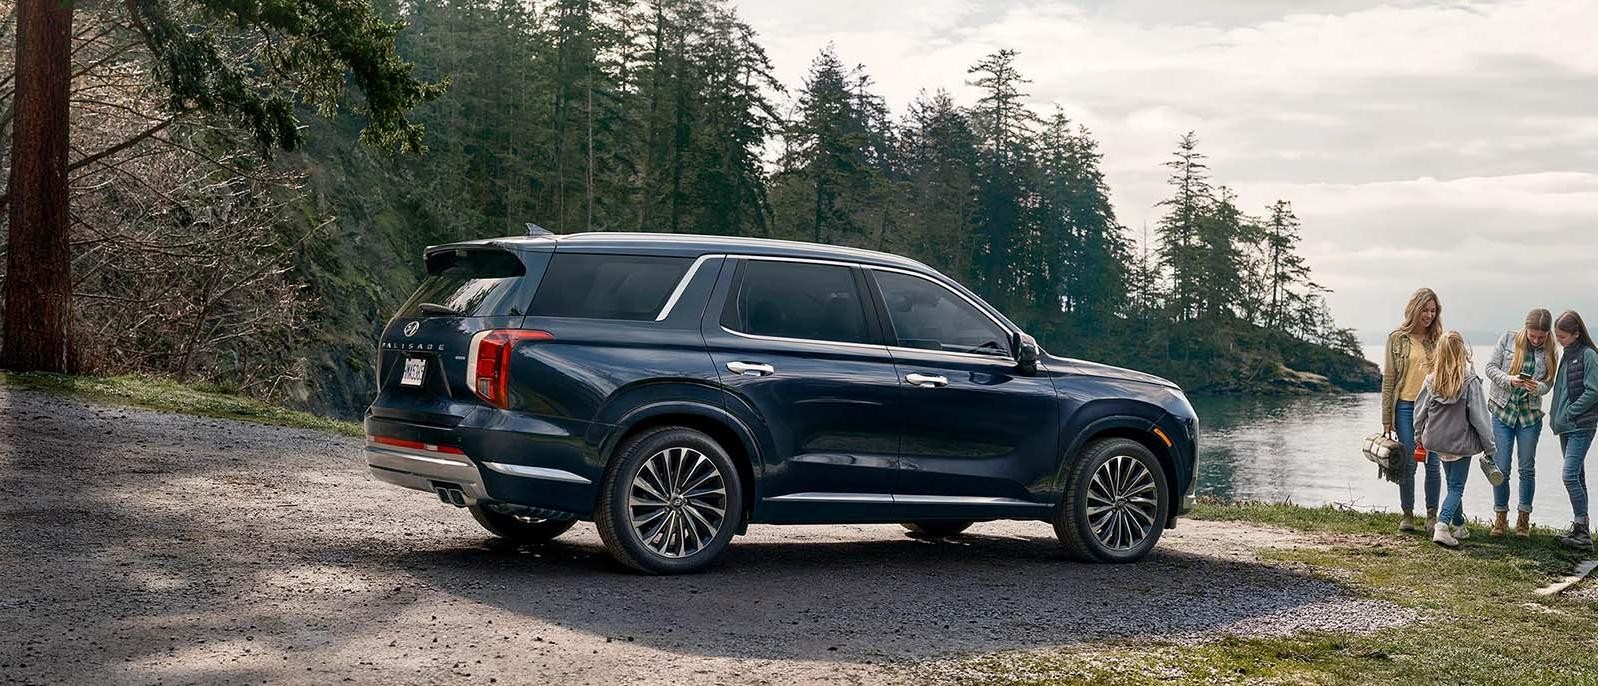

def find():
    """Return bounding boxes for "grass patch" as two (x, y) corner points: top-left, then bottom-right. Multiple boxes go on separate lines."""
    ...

(0, 371), (361, 438)
(931, 504), (1598, 685)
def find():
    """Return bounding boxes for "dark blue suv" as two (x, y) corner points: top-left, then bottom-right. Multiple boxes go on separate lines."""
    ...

(366, 232), (1198, 574)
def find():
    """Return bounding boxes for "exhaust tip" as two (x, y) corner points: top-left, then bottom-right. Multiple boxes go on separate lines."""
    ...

(435, 487), (451, 504)
(447, 489), (467, 507)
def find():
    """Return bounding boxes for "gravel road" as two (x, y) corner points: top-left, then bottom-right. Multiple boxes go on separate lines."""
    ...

(0, 387), (1415, 685)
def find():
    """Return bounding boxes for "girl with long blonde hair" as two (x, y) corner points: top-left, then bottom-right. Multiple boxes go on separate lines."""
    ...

(1380, 288), (1443, 531)
(1483, 308), (1556, 536)
(1414, 332), (1497, 549)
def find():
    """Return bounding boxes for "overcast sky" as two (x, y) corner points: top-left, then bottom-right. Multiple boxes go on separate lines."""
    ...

(735, 0), (1598, 342)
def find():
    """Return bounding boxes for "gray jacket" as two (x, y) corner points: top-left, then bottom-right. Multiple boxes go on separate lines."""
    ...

(1414, 369), (1496, 459)
(1483, 330), (1552, 411)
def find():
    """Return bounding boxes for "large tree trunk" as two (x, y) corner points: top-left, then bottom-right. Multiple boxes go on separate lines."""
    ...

(3, 0), (76, 372)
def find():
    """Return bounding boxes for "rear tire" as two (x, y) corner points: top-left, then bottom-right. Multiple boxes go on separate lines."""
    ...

(595, 427), (744, 574)
(468, 506), (576, 544)
(1054, 438), (1169, 563)
(901, 521), (973, 538)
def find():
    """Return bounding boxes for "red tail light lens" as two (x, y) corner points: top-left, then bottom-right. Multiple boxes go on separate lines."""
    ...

(468, 329), (553, 408)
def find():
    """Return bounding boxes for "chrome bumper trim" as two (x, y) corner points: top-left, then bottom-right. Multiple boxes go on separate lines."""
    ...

(481, 461), (592, 485)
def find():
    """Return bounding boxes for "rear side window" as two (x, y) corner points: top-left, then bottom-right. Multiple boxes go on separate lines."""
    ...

(529, 253), (692, 320)
(723, 260), (870, 344)
(399, 249), (530, 317)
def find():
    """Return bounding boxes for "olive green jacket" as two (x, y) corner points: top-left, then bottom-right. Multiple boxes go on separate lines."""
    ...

(1380, 329), (1433, 429)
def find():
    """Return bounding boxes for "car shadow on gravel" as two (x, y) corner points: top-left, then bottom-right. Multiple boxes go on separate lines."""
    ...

(385, 526), (1354, 662)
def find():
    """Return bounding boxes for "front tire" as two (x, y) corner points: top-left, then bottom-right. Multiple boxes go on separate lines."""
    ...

(468, 506), (576, 544)
(901, 521), (973, 538)
(595, 427), (745, 574)
(1054, 438), (1169, 563)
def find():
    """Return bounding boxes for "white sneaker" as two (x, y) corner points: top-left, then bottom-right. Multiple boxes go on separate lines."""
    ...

(1433, 522), (1460, 549)
(1452, 522), (1470, 540)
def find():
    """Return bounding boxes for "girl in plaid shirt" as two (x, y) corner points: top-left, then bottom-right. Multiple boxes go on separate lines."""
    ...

(1483, 309), (1557, 537)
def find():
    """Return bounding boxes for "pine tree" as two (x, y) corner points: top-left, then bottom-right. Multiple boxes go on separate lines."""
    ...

(1261, 200), (1311, 330)
(1154, 132), (1211, 322)
(966, 49), (1038, 307)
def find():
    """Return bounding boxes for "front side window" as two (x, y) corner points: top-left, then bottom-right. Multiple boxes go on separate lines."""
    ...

(529, 253), (692, 320)
(873, 270), (1011, 357)
(723, 260), (870, 344)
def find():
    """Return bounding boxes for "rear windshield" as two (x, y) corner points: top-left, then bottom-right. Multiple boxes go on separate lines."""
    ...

(398, 249), (530, 318)
(529, 253), (692, 321)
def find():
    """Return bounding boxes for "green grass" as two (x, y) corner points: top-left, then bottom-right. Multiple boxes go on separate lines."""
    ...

(933, 502), (1598, 685)
(0, 371), (361, 437)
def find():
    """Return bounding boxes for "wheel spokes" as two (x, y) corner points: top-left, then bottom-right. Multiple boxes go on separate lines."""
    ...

(629, 446), (726, 559)
(1088, 455), (1158, 551)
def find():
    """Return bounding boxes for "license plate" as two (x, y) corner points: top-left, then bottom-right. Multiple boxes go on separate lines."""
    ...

(400, 357), (426, 387)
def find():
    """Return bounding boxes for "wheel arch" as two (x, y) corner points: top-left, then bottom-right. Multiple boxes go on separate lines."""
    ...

(597, 401), (762, 526)
(1058, 414), (1179, 528)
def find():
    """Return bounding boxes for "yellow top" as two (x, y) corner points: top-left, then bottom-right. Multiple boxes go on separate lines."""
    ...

(1398, 336), (1430, 402)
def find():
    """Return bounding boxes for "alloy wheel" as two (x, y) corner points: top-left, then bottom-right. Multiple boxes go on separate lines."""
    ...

(1086, 454), (1158, 551)
(627, 446), (728, 558)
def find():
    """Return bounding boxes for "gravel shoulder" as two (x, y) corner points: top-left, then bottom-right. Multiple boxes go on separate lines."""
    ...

(0, 388), (1408, 685)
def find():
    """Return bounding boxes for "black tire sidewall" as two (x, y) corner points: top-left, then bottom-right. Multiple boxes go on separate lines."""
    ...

(599, 428), (744, 574)
(1058, 438), (1169, 563)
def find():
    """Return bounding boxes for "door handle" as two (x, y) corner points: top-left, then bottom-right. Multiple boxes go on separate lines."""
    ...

(727, 361), (775, 377)
(905, 373), (948, 388)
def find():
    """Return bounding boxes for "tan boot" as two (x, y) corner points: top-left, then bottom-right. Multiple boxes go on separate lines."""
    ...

(1426, 508), (1438, 531)
(1491, 512), (1508, 537)
(1399, 512), (1417, 532)
(1515, 512), (1531, 538)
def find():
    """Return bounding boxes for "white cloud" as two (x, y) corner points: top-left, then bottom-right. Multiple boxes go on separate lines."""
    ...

(734, 0), (1598, 336)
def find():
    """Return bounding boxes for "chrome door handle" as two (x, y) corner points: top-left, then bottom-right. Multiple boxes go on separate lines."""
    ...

(727, 361), (775, 377)
(906, 373), (948, 388)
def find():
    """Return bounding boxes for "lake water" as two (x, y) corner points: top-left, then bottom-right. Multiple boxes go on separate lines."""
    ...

(1191, 344), (1579, 527)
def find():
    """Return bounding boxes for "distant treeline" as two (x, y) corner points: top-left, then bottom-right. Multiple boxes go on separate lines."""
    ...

(367, 0), (1364, 378)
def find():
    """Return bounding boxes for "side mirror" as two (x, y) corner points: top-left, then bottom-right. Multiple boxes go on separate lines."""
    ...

(1013, 332), (1039, 375)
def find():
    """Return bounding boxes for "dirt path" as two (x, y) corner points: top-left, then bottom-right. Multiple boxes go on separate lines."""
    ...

(0, 388), (1411, 685)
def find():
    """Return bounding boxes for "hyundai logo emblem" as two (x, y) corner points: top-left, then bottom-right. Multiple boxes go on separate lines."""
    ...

(403, 321), (420, 337)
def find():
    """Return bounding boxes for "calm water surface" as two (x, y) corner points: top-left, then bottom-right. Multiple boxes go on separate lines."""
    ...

(1190, 344), (1578, 527)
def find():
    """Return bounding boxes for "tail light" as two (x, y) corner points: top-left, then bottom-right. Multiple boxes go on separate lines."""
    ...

(467, 329), (553, 408)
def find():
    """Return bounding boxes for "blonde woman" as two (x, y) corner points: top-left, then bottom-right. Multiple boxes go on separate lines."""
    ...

(1414, 332), (1497, 549)
(1381, 288), (1443, 531)
(1483, 309), (1557, 536)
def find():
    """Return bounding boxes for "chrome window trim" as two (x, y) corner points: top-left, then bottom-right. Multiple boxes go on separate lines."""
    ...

(718, 325), (887, 352)
(481, 461), (593, 485)
(653, 253), (723, 321)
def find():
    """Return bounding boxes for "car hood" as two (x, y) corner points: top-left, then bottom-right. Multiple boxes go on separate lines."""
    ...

(1047, 354), (1180, 390)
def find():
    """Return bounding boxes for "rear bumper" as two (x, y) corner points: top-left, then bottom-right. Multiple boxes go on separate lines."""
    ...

(365, 439), (598, 515)
(366, 443), (492, 505)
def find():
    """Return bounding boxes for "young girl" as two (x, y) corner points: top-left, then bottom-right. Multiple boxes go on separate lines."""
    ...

(1483, 309), (1557, 536)
(1414, 331), (1497, 549)
(1551, 310), (1598, 549)
(1381, 288), (1443, 532)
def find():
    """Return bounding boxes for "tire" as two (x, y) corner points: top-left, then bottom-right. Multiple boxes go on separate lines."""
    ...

(901, 521), (973, 538)
(594, 427), (745, 574)
(1054, 437), (1169, 563)
(468, 505), (576, 544)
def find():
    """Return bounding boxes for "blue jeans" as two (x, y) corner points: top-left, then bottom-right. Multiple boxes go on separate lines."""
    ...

(1491, 416), (1540, 513)
(1438, 457), (1470, 527)
(1561, 429), (1595, 522)
(1396, 401), (1442, 513)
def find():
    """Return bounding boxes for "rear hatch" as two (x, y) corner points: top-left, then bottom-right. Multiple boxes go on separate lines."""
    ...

(370, 244), (551, 427)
